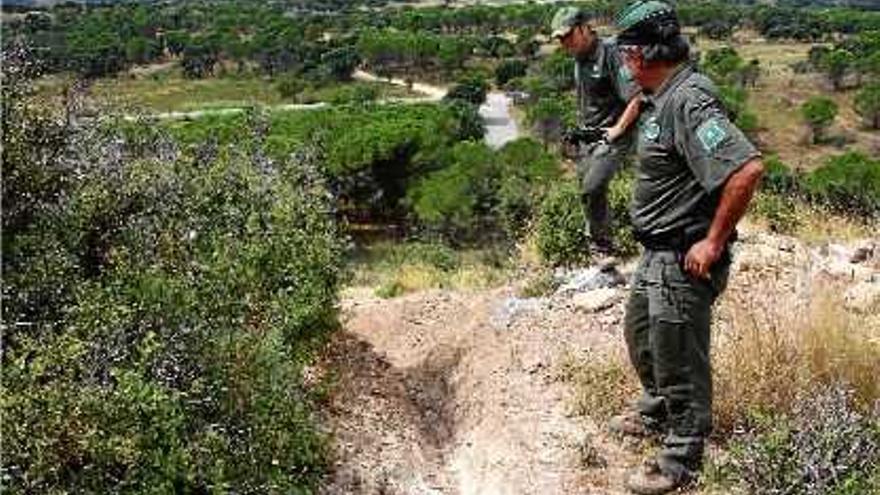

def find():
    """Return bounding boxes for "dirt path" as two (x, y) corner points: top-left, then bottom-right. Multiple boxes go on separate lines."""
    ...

(318, 229), (880, 495)
(319, 281), (644, 494)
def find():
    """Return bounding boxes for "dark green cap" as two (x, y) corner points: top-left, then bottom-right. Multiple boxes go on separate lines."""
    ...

(615, 1), (675, 32)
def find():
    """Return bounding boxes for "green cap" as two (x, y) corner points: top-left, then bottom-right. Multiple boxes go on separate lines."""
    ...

(615, 1), (675, 31)
(551, 7), (588, 39)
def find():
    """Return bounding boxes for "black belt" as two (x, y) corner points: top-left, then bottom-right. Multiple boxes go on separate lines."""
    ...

(635, 228), (738, 252)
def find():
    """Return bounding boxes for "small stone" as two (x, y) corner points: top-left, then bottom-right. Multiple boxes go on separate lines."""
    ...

(571, 288), (619, 313)
(850, 244), (875, 264)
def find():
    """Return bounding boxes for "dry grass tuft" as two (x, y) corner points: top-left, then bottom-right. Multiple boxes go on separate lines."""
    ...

(713, 288), (880, 435)
(560, 350), (640, 421)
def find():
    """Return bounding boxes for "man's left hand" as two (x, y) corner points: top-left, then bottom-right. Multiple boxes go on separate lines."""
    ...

(684, 238), (724, 279)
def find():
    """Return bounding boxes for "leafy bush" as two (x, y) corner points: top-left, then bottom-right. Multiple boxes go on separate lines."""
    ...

(607, 168), (638, 257)
(731, 387), (880, 495)
(166, 103), (464, 222)
(495, 59), (528, 86)
(534, 181), (589, 266)
(854, 82), (880, 129)
(495, 138), (560, 237)
(801, 96), (838, 143)
(806, 152), (880, 216)
(327, 84), (380, 105)
(407, 141), (497, 237)
(443, 74), (488, 106)
(753, 191), (802, 234)
(407, 138), (560, 241)
(3, 54), (344, 493)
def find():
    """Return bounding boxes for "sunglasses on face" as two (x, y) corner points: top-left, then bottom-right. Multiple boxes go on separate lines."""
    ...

(619, 45), (643, 60)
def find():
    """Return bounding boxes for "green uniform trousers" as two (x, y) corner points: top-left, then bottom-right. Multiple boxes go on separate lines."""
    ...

(576, 140), (628, 251)
(624, 248), (730, 480)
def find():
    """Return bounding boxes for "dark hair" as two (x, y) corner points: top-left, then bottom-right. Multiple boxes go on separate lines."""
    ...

(642, 34), (690, 63)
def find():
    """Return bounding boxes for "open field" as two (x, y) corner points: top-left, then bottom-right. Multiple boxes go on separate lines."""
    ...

(54, 64), (422, 113)
(698, 33), (880, 171)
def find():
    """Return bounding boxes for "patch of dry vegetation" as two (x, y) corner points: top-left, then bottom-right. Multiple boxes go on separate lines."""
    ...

(349, 240), (512, 297)
(713, 288), (880, 435)
(560, 349), (640, 421)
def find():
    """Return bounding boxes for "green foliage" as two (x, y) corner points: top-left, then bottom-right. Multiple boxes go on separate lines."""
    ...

(444, 74), (489, 106)
(731, 387), (880, 495)
(495, 59), (528, 87)
(165, 103), (462, 220)
(753, 191), (802, 234)
(854, 83), (880, 129)
(2, 56), (343, 493)
(822, 49), (855, 91)
(806, 152), (880, 216)
(526, 96), (572, 146)
(446, 100), (486, 141)
(703, 46), (744, 85)
(535, 181), (589, 267)
(518, 268), (559, 298)
(327, 84), (379, 105)
(406, 138), (560, 241)
(322, 46), (360, 81)
(495, 138), (561, 237)
(407, 141), (496, 236)
(537, 50), (575, 93)
(607, 168), (638, 257)
(801, 96), (838, 143)
(276, 73), (307, 100)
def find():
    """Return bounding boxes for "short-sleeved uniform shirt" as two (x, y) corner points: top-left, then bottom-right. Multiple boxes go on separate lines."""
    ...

(575, 37), (639, 129)
(632, 64), (760, 238)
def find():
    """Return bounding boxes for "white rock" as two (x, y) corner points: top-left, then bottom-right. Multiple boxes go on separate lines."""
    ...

(570, 288), (620, 313)
(845, 281), (880, 313)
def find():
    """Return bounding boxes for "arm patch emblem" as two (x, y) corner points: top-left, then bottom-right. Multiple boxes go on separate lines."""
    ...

(696, 118), (727, 153)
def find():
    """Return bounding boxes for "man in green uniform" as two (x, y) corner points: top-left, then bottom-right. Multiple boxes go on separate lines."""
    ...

(608, 2), (765, 493)
(551, 7), (642, 257)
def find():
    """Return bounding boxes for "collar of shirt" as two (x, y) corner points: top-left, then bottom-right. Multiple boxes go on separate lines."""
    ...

(642, 62), (694, 107)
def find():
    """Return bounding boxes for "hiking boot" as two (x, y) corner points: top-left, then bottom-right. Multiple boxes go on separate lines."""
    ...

(625, 460), (690, 495)
(608, 410), (663, 438)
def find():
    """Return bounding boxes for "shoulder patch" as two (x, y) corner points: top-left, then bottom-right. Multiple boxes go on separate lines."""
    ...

(642, 116), (660, 141)
(696, 118), (727, 153)
(618, 65), (632, 83)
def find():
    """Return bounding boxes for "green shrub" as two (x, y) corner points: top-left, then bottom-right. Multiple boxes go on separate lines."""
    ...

(761, 155), (802, 195)
(535, 181), (589, 266)
(443, 74), (488, 106)
(276, 73), (307, 100)
(807, 151), (880, 216)
(327, 84), (379, 105)
(407, 141), (497, 237)
(608, 168), (638, 257)
(854, 83), (880, 129)
(2, 56), (344, 493)
(801, 96), (838, 144)
(495, 138), (560, 237)
(731, 387), (880, 495)
(753, 191), (802, 234)
(495, 59), (528, 86)
(407, 138), (561, 242)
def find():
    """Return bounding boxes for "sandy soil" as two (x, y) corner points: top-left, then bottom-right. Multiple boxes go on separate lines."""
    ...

(317, 227), (880, 495)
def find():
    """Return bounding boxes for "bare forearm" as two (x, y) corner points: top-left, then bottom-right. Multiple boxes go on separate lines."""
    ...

(614, 94), (642, 131)
(610, 96), (641, 138)
(707, 158), (765, 246)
